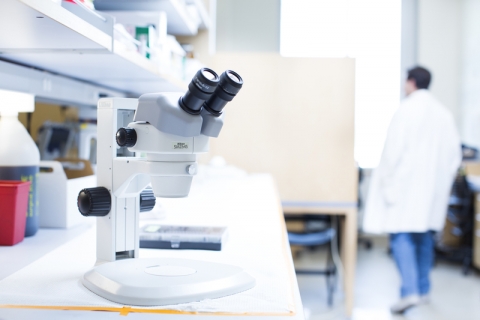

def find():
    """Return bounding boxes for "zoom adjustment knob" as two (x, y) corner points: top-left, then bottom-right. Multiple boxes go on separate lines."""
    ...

(140, 188), (156, 212)
(116, 127), (137, 147)
(77, 187), (111, 217)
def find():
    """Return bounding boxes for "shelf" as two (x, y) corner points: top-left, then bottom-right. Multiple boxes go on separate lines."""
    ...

(0, 0), (188, 97)
(0, 0), (111, 52)
(191, 0), (211, 30)
(0, 59), (126, 108)
(0, 41), (187, 95)
(94, 0), (210, 36)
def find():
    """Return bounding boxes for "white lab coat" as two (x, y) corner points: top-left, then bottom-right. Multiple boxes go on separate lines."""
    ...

(363, 89), (462, 234)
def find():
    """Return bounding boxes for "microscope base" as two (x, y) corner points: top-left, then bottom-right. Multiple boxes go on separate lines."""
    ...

(82, 258), (255, 306)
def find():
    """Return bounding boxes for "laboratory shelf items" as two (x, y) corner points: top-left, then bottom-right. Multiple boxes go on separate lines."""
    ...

(94, 0), (211, 36)
(0, 0), (193, 97)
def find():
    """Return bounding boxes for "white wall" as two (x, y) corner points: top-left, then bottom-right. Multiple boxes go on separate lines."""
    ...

(216, 0), (280, 52)
(460, 0), (480, 150)
(417, 0), (463, 128)
(215, 0), (480, 150)
(401, 0), (417, 98)
(417, 0), (480, 149)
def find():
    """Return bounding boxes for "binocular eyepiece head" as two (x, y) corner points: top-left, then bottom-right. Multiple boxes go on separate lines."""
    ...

(179, 68), (243, 117)
(203, 70), (243, 116)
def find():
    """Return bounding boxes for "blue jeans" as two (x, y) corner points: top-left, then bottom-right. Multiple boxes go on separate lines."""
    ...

(390, 232), (434, 297)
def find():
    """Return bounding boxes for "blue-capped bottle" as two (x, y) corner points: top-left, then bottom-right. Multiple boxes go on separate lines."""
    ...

(0, 90), (40, 237)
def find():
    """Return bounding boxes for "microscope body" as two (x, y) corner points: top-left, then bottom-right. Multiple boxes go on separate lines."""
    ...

(95, 93), (224, 263)
(78, 69), (253, 306)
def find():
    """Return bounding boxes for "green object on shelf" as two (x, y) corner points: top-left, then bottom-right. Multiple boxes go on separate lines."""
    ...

(136, 26), (155, 59)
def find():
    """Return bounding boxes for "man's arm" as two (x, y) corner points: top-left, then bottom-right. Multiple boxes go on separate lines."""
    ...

(377, 107), (408, 204)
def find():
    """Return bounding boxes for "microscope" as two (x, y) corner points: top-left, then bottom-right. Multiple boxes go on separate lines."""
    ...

(77, 68), (255, 306)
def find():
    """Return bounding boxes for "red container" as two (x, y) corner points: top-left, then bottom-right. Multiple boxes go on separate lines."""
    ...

(0, 180), (31, 246)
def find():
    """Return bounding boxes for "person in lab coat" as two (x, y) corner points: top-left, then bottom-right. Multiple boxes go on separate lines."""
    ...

(363, 67), (462, 314)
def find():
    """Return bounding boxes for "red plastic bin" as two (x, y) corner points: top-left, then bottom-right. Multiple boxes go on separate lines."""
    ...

(0, 180), (31, 246)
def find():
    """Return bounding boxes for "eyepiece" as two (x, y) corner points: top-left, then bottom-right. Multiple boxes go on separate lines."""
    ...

(221, 70), (243, 94)
(203, 70), (243, 116)
(227, 71), (241, 82)
(179, 68), (219, 115)
(201, 69), (217, 80)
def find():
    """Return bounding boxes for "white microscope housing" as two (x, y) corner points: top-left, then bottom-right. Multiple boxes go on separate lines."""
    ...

(77, 69), (255, 306)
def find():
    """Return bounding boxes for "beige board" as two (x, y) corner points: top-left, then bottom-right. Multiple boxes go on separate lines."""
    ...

(202, 53), (357, 203)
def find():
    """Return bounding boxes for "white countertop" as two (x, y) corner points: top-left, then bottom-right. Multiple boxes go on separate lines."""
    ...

(0, 171), (304, 320)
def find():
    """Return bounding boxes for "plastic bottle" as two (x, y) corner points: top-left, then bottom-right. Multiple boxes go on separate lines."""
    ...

(0, 90), (40, 237)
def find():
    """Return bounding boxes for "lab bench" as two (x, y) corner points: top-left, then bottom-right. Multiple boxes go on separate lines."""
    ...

(0, 173), (305, 320)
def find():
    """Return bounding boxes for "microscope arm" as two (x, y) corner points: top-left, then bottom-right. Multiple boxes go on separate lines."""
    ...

(112, 158), (197, 198)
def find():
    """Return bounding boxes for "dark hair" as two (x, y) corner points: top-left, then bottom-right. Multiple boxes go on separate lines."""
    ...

(407, 66), (431, 89)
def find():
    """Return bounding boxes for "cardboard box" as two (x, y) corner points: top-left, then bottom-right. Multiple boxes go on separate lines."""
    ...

(474, 194), (480, 269)
(464, 161), (480, 176)
(38, 160), (96, 228)
(465, 161), (480, 269)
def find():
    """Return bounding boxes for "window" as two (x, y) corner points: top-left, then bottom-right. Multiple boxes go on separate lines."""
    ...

(281, 0), (402, 168)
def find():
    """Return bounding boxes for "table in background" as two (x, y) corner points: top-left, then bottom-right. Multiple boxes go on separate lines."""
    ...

(283, 201), (358, 317)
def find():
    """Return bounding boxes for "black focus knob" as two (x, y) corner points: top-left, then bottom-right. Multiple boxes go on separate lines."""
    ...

(140, 188), (156, 212)
(116, 127), (137, 147)
(77, 187), (111, 217)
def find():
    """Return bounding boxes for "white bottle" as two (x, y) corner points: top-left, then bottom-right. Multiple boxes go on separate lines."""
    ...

(0, 89), (40, 237)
